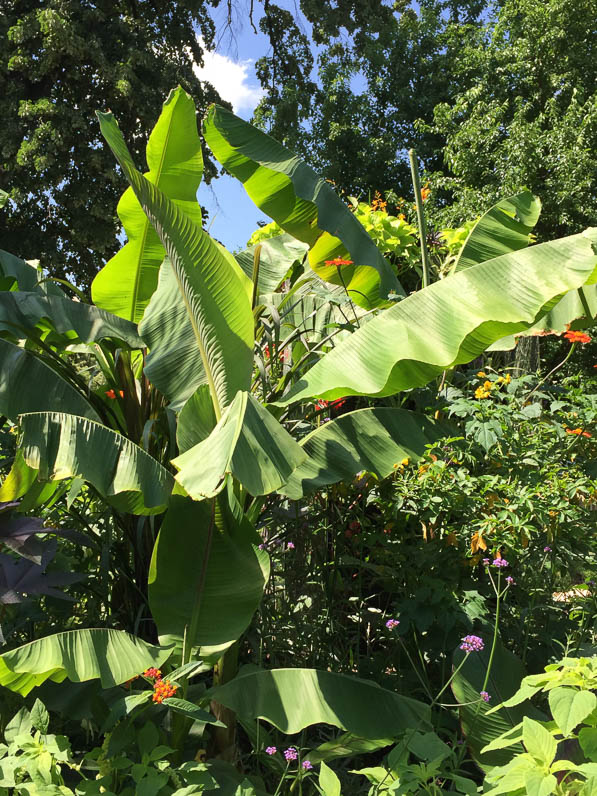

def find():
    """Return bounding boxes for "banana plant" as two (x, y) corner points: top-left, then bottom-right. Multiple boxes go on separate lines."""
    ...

(1, 87), (596, 769)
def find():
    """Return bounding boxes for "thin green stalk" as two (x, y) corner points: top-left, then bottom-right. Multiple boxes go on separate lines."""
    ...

(408, 148), (431, 289)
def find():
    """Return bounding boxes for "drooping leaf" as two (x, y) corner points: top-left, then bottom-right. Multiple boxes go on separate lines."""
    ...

(319, 762), (341, 796)
(235, 234), (309, 296)
(17, 412), (174, 515)
(0, 291), (143, 347)
(451, 640), (546, 771)
(452, 191), (541, 273)
(0, 628), (173, 696)
(203, 105), (403, 308)
(148, 495), (269, 660)
(308, 734), (394, 764)
(207, 668), (430, 738)
(176, 385), (217, 454)
(92, 87), (204, 323)
(280, 408), (454, 499)
(0, 250), (64, 295)
(173, 392), (305, 500)
(99, 112), (254, 416)
(0, 339), (100, 422)
(279, 229), (597, 403)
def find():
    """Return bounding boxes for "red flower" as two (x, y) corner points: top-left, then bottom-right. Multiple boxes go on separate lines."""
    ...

(105, 389), (124, 399)
(564, 330), (591, 344)
(324, 258), (353, 267)
(143, 667), (162, 680)
(152, 678), (177, 704)
(316, 398), (347, 410)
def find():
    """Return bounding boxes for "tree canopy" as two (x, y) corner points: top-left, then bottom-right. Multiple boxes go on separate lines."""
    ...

(0, 0), (224, 287)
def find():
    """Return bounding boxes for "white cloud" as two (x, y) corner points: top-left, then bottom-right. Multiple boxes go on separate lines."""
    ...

(194, 43), (264, 115)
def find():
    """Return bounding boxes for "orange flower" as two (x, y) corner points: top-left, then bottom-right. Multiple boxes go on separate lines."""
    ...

(143, 667), (162, 680)
(324, 258), (353, 267)
(371, 192), (387, 212)
(566, 427), (592, 438)
(152, 678), (177, 704)
(105, 389), (124, 399)
(564, 330), (591, 344)
(420, 184), (431, 202)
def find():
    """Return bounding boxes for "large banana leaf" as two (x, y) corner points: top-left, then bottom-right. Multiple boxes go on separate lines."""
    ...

(235, 234), (309, 296)
(203, 105), (403, 308)
(173, 391), (305, 500)
(279, 229), (597, 403)
(0, 628), (173, 696)
(207, 668), (430, 737)
(452, 191), (541, 273)
(0, 249), (64, 295)
(148, 495), (269, 660)
(0, 291), (143, 347)
(488, 285), (597, 351)
(17, 412), (174, 514)
(0, 339), (99, 422)
(92, 87), (204, 323)
(280, 408), (453, 499)
(99, 112), (254, 417)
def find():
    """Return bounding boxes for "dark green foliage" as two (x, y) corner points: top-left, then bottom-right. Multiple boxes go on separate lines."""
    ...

(0, 0), (224, 288)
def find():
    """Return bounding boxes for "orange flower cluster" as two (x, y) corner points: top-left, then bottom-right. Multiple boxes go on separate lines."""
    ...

(143, 667), (161, 679)
(324, 258), (353, 267)
(152, 678), (177, 703)
(421, 183), (431, 202)
(105, 389), (124, 399)
(564, 330), (591, 344)
(371, 191), (387, 212)
(566, 427), (592, 438)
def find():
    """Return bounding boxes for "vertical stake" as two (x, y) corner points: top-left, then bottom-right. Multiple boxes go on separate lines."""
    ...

(408, 148), (431, 289)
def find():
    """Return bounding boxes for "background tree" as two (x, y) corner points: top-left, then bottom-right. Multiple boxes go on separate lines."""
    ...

(0, 0), (225, 288)
(426, 0), (597, 241)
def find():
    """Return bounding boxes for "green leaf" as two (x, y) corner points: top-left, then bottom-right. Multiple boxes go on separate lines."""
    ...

(235, 234), (309, 296)
(280, 408), (453, 499)
(203, 105), (403, 308)
(0, 629), (172, 696)
(162, 698), (225, 726)
(0, 250), (64, 295)
(92, 87), (204, 323)
(30, 699), (50, 734)
(207, 668), (430, 737)
(279, 229), (597, 403)
(176, 385), (217, 454)
(549, 687), (597, 736)
(17, 412), (174, 515)
(451, 640), (545, 771)
(0, 291), (143, 347)
(0, 339), (99, 422)
(319, 761), (341, 796)
(579, 727), (597, 761)
(308, 734), (393, 764)
(406, 731), (451, 763)
(148, 495), (269, 659)
(522, 717), (557, 765)
(173, 391), (306, 500)
(523, 770), (558, 796)
(99, 111), (254, 417)
(452, 191), (541, 272)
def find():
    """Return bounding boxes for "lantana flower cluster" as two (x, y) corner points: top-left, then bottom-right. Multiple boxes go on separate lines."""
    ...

(142, 667), (178, 703)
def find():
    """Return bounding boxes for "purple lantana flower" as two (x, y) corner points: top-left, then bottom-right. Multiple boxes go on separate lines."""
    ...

(284, 748), (298, 762)
(460, 635), (484, 652)
(480, 691), (491, 702)
(386, 619), (400, 630)
(265, 746), (277, 755)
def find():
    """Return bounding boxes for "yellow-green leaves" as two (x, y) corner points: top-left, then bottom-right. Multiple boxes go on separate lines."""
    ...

(203, 104), (403, 308)
(92, 87), (204, 323)
(98, 109), (254, 417)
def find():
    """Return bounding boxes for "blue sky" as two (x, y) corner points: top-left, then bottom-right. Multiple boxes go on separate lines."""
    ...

(195, 1), (315, 251)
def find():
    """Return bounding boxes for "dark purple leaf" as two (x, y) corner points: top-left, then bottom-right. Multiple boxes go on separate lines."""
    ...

(0, 552), (84, 604)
